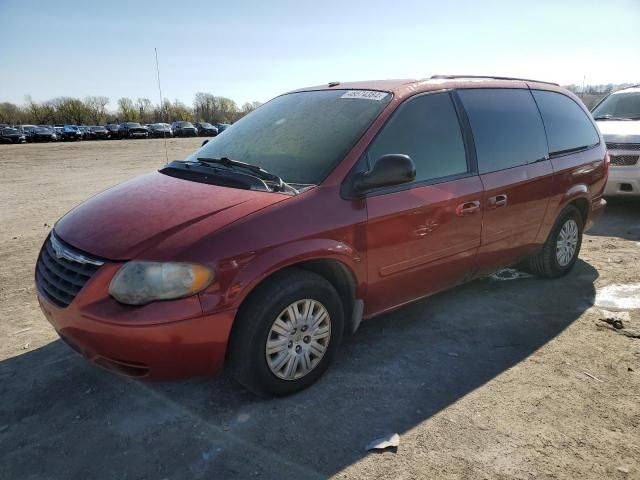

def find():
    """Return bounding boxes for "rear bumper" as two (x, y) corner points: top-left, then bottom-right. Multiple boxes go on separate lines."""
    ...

(37, 283), (236, 379)
(604, 165), (640, 196)
(585, 197), (606, 232)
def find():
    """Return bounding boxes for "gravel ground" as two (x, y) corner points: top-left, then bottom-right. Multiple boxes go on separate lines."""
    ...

(0, 139), (639, 479)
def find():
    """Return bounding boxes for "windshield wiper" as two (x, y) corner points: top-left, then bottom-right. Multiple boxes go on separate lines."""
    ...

(593, 115), (633, 121)
(196, 157), (298, 194)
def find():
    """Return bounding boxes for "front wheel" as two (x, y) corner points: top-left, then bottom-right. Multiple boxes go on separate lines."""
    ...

(526, 205), (583, 278)
(229, 268), (344, 396)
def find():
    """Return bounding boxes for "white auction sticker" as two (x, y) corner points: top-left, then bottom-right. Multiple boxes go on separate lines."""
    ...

(340, 90), (389, 101)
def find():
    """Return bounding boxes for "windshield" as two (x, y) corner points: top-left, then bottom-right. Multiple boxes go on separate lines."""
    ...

(176, 122), (193, 127)
(35, 127), (51, 133)
(91, 126), (106, 131)
(199, 123), (213, 128)
(188, 89), (391, 184)
(125, 122), (142, 128)
(592, 90), (640, 120)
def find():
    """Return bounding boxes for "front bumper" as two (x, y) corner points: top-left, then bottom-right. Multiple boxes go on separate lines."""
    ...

(36, 263), (235, 379)
(605, 166), (640, 196)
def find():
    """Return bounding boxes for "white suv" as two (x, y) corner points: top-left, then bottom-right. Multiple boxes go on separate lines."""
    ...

(593, 85), (640, 196)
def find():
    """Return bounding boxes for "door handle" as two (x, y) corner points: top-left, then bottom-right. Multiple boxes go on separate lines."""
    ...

(487, 194), (508, 210)
(456, 200), (481, 217)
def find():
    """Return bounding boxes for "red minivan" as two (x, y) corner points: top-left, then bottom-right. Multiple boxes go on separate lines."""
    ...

(36, 76), (607, 395)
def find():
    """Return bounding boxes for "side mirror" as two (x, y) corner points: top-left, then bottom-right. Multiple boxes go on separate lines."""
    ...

(201, 139), (209, 147)
(353, 154), (416, 195)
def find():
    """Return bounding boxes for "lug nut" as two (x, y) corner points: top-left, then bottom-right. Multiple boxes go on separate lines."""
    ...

(288, 341), (293, 348)
(301, 326), (307, 332)
(303, 336), (310, 343)
(295, 345), (302, 353)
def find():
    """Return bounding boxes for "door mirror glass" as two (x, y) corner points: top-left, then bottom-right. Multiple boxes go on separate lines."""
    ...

(353, 154), (416, 194)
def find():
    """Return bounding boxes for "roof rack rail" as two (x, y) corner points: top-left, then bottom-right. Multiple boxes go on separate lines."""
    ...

(429, 75), (559, 86)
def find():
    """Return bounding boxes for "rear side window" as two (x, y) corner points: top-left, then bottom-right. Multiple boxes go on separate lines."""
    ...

(367, 92), (468, 183)
(458, 89), (548, 174)
(532, 90), (600, 155)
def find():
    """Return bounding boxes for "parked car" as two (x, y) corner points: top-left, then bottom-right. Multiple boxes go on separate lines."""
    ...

(148, 123), (173, 138)
(592, 84), (640, 196)
(105, 124), (121, 139)
(195, 122), (218, 136)
(36, 76), (607, 396)
(171, 121), (198, 137)
(54, 126), (65, 141)
(60, 125), (83, 141)
(0, 127), (27, 144)
(78, 126), (93, 140)
(30, 126), (58, 142)
(119, 122), (149, 139)
(215, 123), (231, 133)
(15, 124), (38, 142)
(89, 126), (109, 140)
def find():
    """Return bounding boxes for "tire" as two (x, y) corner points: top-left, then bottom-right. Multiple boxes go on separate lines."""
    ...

(527, 205), (583, 278)
(229, 268), (344, 396)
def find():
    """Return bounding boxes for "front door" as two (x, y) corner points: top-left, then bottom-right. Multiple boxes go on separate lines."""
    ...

(362, 91), (483, 315)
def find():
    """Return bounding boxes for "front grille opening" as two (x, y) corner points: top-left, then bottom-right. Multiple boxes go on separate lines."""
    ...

(609, 155), (639, 167)
(620, 183), (634, 192)
(606, 142), (640, 151)
(35, 233), (103, 308)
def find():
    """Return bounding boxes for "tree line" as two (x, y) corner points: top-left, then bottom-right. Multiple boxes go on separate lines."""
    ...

(0, 93), (262, 126)
(564, 83), (635, 109)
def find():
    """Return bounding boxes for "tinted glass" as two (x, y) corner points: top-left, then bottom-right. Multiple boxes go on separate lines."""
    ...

(367, 92), (467, 183)
(532, 90), (600, 154)
(125, 122), (142, 128)
(458, 89), (548, 174)
(592, 90), (640, 120)
(191, 90), (391, 184)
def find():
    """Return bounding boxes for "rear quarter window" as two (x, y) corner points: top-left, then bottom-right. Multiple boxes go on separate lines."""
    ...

(531, 90), (600, 155)
(458, 88), (548, 174)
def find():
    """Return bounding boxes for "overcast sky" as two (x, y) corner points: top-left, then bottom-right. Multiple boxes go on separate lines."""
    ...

(1, 0), (638, 108)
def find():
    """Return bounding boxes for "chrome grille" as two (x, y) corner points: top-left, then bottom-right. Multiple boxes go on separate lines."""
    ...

(35, 232), (103, 308)
(609, 155), (639, 166)
(606, 142), (640, 151)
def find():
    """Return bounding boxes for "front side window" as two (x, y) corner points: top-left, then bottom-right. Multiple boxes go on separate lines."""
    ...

(532, 90), (600, 155)
(190, 90), (391, 184)
(367, 92), (468, 183)
(458, 89), (548, 174)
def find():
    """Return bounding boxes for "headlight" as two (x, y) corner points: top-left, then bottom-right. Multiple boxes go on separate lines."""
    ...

(109, 261), (214, 305)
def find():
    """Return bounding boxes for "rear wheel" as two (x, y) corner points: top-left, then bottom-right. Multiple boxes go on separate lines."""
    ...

(526, 205), (583, 278)
(229, 268), (344, 396)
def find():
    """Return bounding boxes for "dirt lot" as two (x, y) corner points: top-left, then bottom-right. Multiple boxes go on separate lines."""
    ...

(0, 139), (639, 480)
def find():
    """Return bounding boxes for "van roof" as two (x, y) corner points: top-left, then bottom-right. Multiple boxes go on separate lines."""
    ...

(290, 75), (564, 97)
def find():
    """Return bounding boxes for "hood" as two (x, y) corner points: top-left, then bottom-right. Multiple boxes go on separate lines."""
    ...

(595, 120), (640, 143)
(54, 172), (289, 260)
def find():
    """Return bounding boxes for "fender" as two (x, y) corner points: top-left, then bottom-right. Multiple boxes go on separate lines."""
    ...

(535, 183), (590, 244)
(198, 238), (365, 314)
